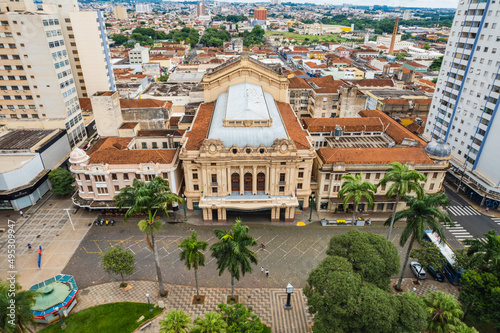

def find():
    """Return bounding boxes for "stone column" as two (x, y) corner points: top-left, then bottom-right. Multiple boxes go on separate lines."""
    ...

(271, 207), (279, 222)
(252, 166), (257, 195)
(265, 166), (270, 194)
(202, 208), (209, 222)
(285, 207), (295, 223)
(227, 168), (231, 194)
(217, 208), (223, 222)
(240, 166), (244, 195)
(220, 207), (227, 222)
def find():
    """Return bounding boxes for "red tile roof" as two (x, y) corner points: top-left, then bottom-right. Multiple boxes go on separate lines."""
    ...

(184, 102), (215, 151)
(276, 101), (310, 150)
(119, 122), (138, 129)
(303, 117), (385, 133)
(288, 76), (311, 89)
(318, 147), (433, 165)
(354, 79), (395, 88)
(306, 76), (345, 94)
(89, 146), (177, 165)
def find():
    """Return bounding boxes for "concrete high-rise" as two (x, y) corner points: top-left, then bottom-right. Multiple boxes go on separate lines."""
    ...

(0, 0), (115, 147)
(402, 10), (411, 20)
(254, 7), (267, 21)
(113, 6), (128, 20)
(424, 0), (500, 209)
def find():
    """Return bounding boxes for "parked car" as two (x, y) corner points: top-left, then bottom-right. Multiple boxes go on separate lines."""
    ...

(410, 261), (427, 280)
(427, 265), (445, 282)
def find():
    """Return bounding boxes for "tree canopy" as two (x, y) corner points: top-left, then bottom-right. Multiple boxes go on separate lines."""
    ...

(166, 27), (199, 47)
(326, 229), (400, 291)
(48, 167), (74, 195)
(101, 246), (135, 285)
(200, 28), (231, 47)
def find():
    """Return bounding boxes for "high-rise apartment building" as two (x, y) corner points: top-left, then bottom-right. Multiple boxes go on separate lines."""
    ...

(0, 0), (115, 147)
(403, 10), (411, 20)
(254, 7), (267, 21)
(424, 0), (500, 209)
(197, 2), (205, 17)
(135, 3), (151, 13)
(113, 6), (128, 20)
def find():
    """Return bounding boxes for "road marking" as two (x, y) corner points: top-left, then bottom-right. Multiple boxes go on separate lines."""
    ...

(446, 205), (481, 216)
(492, 218), (500, 225)
(443, 221), (474, 241)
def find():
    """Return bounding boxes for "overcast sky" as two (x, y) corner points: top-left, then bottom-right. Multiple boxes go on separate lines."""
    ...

(213, 0), (458, 9)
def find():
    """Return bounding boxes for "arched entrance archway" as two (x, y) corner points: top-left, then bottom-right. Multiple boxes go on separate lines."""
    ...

(231, 173), (240, 192)
(244, 172), (252, 192)
(257, 172), (265, 192)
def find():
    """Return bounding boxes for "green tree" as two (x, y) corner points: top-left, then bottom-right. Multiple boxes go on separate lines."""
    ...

(217, 303), (270, 333)
(429, 56), (443, 71)
(422, 291), (466, 333)
(410, 244), (447, 279)
(111, 34), (128, 45)
(48, 167), (74, 195)
(337, 173), (376, 228)
(463, 229), (500, 275)
(210, 219), (257, 299)
(423, 42), (431, 50)
(288, 28), (294, 32)
(193, 312), (227, 333)
(377, 162), (426, 240)
(114, 177), (183, 296)
(159, 309), (192, 333)
(393, 292), (430, 333)
(100, 246), (135, 287)
(158, 74), (169, 82)
(0, 279), (38, 333)
(459, 270), (500, 328)
(179, 232), (208, 301)
(326, 229), (399, 291)
(387, 193), (453, 291)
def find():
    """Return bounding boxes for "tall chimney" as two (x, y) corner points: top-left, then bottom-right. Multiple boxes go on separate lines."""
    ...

(388, 17), (399, 55)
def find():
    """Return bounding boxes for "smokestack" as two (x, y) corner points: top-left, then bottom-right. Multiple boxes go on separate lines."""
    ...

(388, 17), (399, 55)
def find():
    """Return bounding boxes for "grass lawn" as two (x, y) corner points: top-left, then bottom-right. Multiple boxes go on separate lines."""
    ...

(38, 302), (162, 333)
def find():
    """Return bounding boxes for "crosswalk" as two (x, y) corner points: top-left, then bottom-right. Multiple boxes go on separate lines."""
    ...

(492, 217), (500, 226)
(446, 205), (481, 216)
(445, 221), (474, 241)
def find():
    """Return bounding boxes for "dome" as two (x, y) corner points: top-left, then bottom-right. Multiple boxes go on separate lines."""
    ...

(425, 139), (451, 160)
(69, 147), (89, 164)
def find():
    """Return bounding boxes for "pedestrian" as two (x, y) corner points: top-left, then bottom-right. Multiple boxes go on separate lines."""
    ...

(19, 210), (23, 217)
(261, 266), (264, 274)
(366, 218), (371, 226)
(486, 207), (490, 213)
(27, 243), (31, 250)
(265, 269), (269, 277)
(261, 241), (265, 250)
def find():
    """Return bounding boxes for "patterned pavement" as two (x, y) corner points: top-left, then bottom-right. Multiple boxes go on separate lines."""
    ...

(73, 280), (312, 333)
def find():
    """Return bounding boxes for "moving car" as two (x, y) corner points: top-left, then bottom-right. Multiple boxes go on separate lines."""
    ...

(427, 265), (445, 282)
(410, 261), (427, 280)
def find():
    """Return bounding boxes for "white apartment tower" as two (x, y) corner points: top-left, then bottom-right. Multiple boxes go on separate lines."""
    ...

(424, 0), (500, 210)
(0, 0), (115, 147)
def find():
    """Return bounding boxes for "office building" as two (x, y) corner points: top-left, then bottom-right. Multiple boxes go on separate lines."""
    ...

(0, 0), (115, 147)
(403, 10), (411, 20)
(197, 2), (205, 17)
(113, 6), (128, 20)
(254, 7), (267, 21)
(128, 43), (150, 64)
(135, 3), (151, 13)
(424, 0), (500, 210)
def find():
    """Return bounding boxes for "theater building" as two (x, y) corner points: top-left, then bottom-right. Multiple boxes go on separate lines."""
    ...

(181, 57), (315, 222)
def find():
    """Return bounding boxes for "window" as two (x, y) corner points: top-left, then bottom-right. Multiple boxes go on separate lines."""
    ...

(123, 173), (129, 180)
(279, 173), (286, 182)
(212, 187), (218, 193)
(162, 142), (167, 148)
(194, 184), (199, 191)
(320, 202), (328, 210)
(97, 187), (108, 194)
(94, 175), (105, 182)
(87, 186), (93, 192)
(375, 173), (381, 180)
(114, 185), (119, 192)
(111, 173), (117, 180)
(297, 183), (303, 189)
(211, 174), (217, 183)
(152, 142), (157, 149)
(192, 173), (198, 180)
(429, 183), (435, 191)
(298, 171), (304, 178)
(279, 186), (285, 192)
(141, 142), (147, 149)
(334, 174), (342, 181)
(84, 174), (90, 181)
(323, 185), (329, 192)
(325, 173), (330, 180)
(432, 172), (438, 179)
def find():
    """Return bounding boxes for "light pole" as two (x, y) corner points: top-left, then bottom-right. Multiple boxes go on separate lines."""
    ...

(54, 307), (66, 330)
(146, 293), (152, 312)
(308, 195), (315, 222)
(284, 283), (293, 310)
(182, 194), (187, 222)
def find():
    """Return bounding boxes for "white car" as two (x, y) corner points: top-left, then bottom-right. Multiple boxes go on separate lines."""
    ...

(410, 261), (427, 280)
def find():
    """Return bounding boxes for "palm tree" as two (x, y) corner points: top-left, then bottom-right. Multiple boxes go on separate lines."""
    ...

(192, 312), (227, 333)
(386, 193), (453, 291)
(337, 173), (376, 228)
(179, 231), (208, 301)
(159, 309), (192, 333)
(422, 291), (463, 333)
(114, 176), (183, 296)
(463, 229), (500, 274)
(210, 219), (257, 299)
(377, 162), (426, 240)
(0, 279), (38, 333)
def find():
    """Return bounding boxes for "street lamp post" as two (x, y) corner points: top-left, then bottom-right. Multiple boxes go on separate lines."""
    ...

(284, 283), (293, 310)
(146, 293), (152, 312)
(54, 307), (66, 330)
(63, 208), (75, 231)
(182, 194), (187, 222)
(308, 195), (315, 223)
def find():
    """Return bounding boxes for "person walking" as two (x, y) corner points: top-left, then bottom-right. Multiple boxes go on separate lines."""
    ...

(265, 269), (269, 277)
(19, 210), (23, 217)
(261, 241), (265, 250)
(261, 266), (264, 274)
